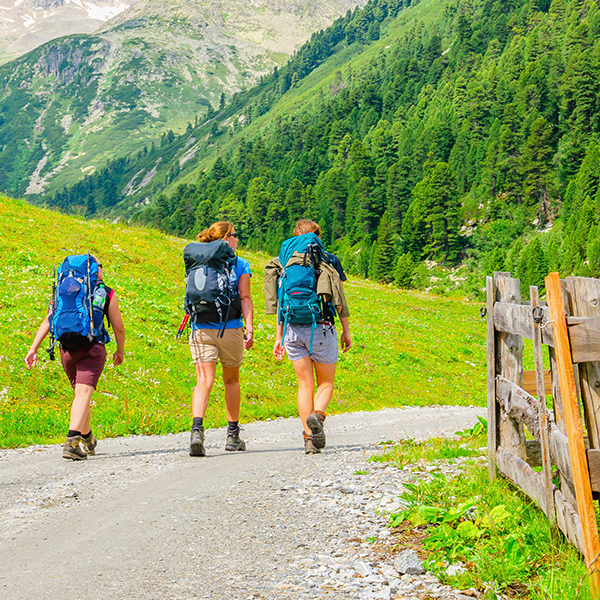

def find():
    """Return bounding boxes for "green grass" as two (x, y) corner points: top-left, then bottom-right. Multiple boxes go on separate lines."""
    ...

(0, 194), (486, 447)
(377, 431), (593, 600)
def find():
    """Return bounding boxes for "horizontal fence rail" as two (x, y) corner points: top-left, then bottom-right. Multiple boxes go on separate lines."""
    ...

(487, 272), (600, 596)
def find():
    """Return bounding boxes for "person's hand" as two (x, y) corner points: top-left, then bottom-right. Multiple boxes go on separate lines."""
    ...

(244, 331), (254, 350)
(273, 340), (285, 360)
(113, 350), (124, 366)
(340, 331), (352, 353)
(25, 349), (37, 369)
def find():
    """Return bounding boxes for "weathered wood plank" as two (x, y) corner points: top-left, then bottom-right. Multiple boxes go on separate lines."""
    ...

(487, 276), (497, 481)
(494, 302), (554, 346)
(588, 449), (600, 494)
(495, 273), (526, 459)
(494, 375), (574, 484)
(569, 318), (600, 364)
(555, 488), (585, 556)
(496, 447), (549, 515)
(549, 422), (574, 492)
(566, 276), (600, 449)
(522, 369), (552, 395)
(531, 285), (555, 519)
(546, 272), (600, 591)
(496, 376), (543, 441)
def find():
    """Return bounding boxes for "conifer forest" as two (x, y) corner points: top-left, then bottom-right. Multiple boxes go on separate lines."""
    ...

(46, 0), (600, 296)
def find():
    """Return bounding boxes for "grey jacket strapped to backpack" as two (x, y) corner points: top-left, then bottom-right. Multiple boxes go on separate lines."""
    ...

(264, 252), (350, 319)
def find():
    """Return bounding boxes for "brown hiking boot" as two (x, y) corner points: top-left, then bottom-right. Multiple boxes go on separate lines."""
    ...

(81, 434), (98, 455)
(62, 436), (87, 461)
(225, 433), (246, 452)
(303, 433), (321, 455)
(190, 428), (206, 457)
(306, 411), (326, 449)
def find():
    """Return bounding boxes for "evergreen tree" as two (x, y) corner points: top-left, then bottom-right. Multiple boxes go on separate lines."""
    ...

(370, 211), (397, 282)
(393, 253), (415, 288)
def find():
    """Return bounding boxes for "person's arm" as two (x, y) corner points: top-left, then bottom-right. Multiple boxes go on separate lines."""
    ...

(238, 273), (254, 350)
(338, 314), (351, 353)
(25, 316), (50, 369)
(107, 294), (126, 366)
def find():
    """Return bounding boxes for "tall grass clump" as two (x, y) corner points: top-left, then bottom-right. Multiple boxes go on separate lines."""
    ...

(373, 427), (592, 599)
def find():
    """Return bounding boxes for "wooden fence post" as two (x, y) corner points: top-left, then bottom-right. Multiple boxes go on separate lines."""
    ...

(487, 276), (497, 480)
(531, 285), (555, 519)
(546, 272), (600, 595)
(495, 273), (526, 459)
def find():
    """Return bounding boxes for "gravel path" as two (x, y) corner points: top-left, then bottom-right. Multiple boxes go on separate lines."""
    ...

(0, 405), (485, 600)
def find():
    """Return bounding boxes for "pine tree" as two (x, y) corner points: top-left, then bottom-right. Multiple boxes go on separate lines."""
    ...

(393, 253), (415, 288)
(370, 212), (397, 282)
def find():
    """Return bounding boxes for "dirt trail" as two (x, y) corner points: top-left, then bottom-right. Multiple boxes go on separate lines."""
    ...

(0, 406), (484, 600)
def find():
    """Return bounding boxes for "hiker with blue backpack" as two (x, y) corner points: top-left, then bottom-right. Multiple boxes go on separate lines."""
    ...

(182, 221), (253, 457)
(265, 220), (351, 454)
(24, 255), (125, 460)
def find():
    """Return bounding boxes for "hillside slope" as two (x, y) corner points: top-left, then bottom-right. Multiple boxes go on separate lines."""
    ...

(52, 0), (600, 299)
(0, 0), (367, 200)
(0, 194), (485, 447)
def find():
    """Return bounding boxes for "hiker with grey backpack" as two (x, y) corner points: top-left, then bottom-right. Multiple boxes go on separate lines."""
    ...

(181, 221), (254, 457)
(265, 220), (351, 454)
(25, 255), (125, 460)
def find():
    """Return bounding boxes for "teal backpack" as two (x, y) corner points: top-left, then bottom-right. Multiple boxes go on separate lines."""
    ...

(277, 233), (331, 352)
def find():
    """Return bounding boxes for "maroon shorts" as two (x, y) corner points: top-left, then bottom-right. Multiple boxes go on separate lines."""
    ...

(60, 343), (107, 389)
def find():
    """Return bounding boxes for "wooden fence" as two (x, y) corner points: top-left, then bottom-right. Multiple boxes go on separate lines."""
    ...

(487, 272), (600, 594)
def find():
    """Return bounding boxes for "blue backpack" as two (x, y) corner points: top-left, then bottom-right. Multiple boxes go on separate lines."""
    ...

(49, 254), (110, 356)
(277, 233), (330, 352)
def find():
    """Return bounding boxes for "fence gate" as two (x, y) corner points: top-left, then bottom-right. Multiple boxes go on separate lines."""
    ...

(487, 272), (600, 595)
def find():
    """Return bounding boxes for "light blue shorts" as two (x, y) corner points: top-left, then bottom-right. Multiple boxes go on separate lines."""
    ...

(284, 323), (339, 364)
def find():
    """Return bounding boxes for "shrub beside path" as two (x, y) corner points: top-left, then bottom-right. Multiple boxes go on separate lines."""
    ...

(0, 406), (484, 599)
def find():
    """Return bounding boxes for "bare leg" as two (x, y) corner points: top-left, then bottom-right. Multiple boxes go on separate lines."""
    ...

(222, 365), (241, 422)
(69, 384), (95, 432)
(192, 362), (217, 419)
(313, 361), (337, 414)
(293, 356), (316, 435)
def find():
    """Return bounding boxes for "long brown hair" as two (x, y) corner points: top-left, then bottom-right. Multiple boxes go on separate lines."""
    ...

(197, 221), (234, 243)
(293, 219), (321, 237)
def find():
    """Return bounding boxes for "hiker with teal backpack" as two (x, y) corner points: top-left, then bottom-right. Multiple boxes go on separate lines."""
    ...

(182, 221), (254, 457)
(265, 220), (351, 454)
(24, 255), (126, 460)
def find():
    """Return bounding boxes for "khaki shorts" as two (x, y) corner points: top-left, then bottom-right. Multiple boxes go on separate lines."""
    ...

(189, 327), (244, 367)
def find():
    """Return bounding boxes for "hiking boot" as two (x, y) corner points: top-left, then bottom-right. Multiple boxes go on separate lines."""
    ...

(81, 434), (98, 455)
(190, 428), (205, 457)
(225, 433), (246, 452)
(62, 436), (87, 461)
(304, 433), (321, 455)
(306, 411), (326, 449)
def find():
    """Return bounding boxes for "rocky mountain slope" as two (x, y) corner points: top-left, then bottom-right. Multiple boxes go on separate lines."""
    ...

(0, 0), (137, 65)
(0, 0), (366, 199)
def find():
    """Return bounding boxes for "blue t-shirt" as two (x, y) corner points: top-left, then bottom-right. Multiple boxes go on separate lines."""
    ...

(191, 256), (252, 330)
(326, 252), (347, 282)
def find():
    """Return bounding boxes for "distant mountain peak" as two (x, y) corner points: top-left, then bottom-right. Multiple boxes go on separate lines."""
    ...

(0, 0), (138, 64)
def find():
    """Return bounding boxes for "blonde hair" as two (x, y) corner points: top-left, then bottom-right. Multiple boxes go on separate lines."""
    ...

(293, 219), (321, 237)
(197, 221), (234, 243)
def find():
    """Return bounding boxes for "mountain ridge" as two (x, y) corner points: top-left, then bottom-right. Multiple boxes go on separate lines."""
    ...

(0, 0), (137, 65)
(0, 0), (367, 199)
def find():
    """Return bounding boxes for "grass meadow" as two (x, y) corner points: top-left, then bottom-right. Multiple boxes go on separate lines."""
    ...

(0, 194), (486, 447)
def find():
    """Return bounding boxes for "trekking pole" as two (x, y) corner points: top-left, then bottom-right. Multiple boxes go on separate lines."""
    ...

(175, 314), (190, 340)
(87, 252), (95, 337)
